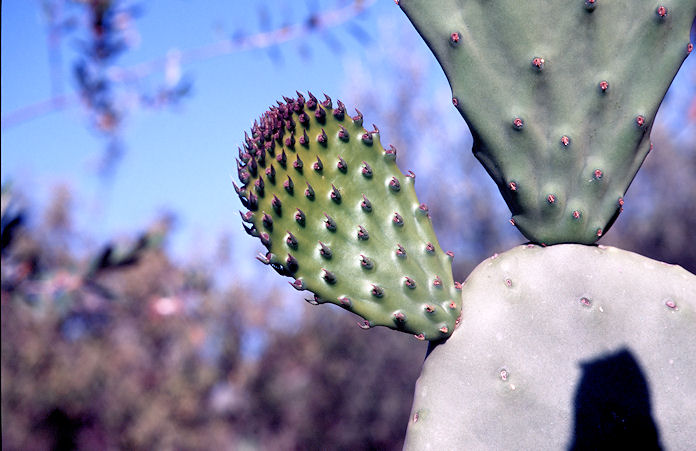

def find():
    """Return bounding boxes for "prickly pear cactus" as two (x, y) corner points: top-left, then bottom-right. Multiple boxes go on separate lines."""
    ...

(399, 0), (696, 244)
(405, 244), (696, 449)
(236, 93), (461, 340)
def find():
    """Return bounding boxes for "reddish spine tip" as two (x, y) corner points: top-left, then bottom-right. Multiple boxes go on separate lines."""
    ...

(265, 165), (276, 183)
(389, 177), (401, 191)
(286, 232), (298, 249)
(393, 212), (404, 226)
(254, 174), (264, 192)
(599, 80), (609, 92)
(371, 284), (383, 297)
(508, 181), (518, 191)
(656, 5), (667, 17)
(330, 184), (341, 203)
(286, 254), (298, 272)
(361, 195), (372, 212)
(256, 252), (270, 264)
(357, 225), (369, 240)
(452, 97), (459, 106)
(260, 232), (271, 249)
(262, 213), (273, 230)
(304, 182), (315, 200)
(324, 213), (337, 231)
(425, 242), (435, 253)
(306, 92), (317, 109)
(271, 194), (282, 212)
(547, 194), (556, 204)
(333, 100), (345, 120)
(322, 269), (336, 284)
(319, 241), (332, 259)
(450, 32), (461, 44)
(317, 129), (328, 144)
(293, 155), (303, 171)
(512, 117), (524, 130)
(596, 228), (603, 237)
(352, 109), (363, 125)
(531, 57), (545, 70)
(360, 255), (374, 269)
(593, 169), (603, 179)
(446, 251), (455, 259)
(636, 115), (646, 127)
(294, 208), (305, 226)
(322, 94), (331, 108)
(305, 295), (320, 306)
(277, 150), (287, 167)
(396, 244), (406, 257)
(313, 156), (323, 172)
(283, 175), (294, 194)
(688, 43), (694, 53)
(560, 135), (571, 146)
(433, 276), (442, 287)
(337, 156), (348, 172)
(290, 279), (304, 290)
(572, 210), (581, 219)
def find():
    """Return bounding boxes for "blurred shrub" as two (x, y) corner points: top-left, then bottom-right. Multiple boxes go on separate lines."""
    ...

(1, 187), (423, 450)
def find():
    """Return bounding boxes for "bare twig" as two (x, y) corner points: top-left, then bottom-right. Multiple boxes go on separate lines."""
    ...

(1, 0), (376, 130)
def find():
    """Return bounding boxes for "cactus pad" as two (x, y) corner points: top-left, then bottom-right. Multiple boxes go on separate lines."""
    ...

(236, 93), (461, 340)
(400, 0), (696, 244)
(405, 244), (696, 449)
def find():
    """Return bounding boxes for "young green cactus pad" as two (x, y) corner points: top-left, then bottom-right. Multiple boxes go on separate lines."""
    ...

(236, 93), (461, 340)
(399, 0), (696, 245)
(404, 244), (696, 449)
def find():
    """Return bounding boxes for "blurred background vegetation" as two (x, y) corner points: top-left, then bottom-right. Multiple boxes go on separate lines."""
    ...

(2, 1), (694, 449)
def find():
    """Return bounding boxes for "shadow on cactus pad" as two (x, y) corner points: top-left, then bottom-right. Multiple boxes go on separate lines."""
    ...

(570, 348), (661, 450)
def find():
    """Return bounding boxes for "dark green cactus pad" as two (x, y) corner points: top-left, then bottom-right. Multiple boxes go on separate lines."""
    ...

(236, 93), (461, 340)
(400, 0), (696, 244)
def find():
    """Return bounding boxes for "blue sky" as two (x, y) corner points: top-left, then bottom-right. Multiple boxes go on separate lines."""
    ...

(2, 0), (695, 278)
(2, 1), (415, 267)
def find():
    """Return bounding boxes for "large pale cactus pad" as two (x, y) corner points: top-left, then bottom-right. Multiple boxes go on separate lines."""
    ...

(400, 0), (696, 244)
(405, 244), (696, 449)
